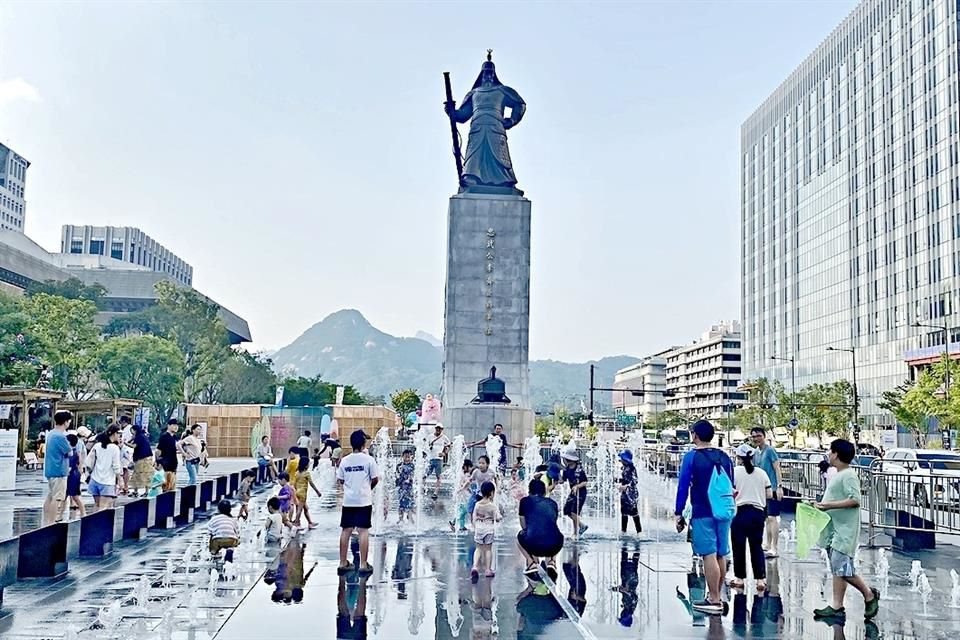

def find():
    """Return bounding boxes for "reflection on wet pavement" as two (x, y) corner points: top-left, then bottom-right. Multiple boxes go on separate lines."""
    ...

(1, 464), (959, 639)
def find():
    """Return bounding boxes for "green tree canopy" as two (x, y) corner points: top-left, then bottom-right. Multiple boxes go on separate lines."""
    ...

(21, 293), (101, 399)
(25, 278), (106, 308)
(878, 379), (927, 447)
(98, 335), (184, 434)
(390, 388), (421, 424)
(278, 375), (364, 407)
(0, 291), (43, 387)
(217, 350), (277, 404)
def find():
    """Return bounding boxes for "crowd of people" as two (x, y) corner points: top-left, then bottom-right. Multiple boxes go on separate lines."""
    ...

(674, 419), (879, 623)
(41, 411), (211, 525)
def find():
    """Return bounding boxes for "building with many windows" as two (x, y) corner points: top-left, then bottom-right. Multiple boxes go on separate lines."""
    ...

(0, 143), (28, 232)
(664, 322), (746, 421)
(741, 0), (960, 428)
(60, 225), (193, 286)
(611, 350), (672, 424)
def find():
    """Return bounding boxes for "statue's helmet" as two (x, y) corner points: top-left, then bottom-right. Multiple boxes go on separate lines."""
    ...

(471, 50), (502, 89)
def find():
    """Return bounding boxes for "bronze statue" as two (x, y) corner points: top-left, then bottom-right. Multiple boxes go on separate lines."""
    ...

(443, 51), (526, 195)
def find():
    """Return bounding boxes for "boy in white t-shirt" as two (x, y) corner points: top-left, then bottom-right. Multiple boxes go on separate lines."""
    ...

(336, 430), (380, 575)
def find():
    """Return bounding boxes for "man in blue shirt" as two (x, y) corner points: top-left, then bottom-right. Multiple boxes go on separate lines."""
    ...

(750, 427), (783, 557)
(674, 419), (734, 615)
(43, 410), (74, 525)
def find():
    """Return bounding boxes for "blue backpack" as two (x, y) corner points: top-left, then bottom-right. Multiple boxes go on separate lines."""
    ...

(698, 450), (736, 521)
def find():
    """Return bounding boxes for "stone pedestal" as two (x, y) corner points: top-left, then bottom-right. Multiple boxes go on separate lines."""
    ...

(445, 406), (534, 455)
(441, 193), (531, 413)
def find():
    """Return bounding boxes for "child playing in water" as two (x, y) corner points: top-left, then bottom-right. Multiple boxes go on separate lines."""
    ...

(617, 450), (642, 534)
(468, 455), (496, 526)
(561, 447), (589, 537)
(396, 449), (415, 523)
(449, 459), (474, 532)
(277, 472), (297, 526)
(294, 457), (322, 528)
(471, 481), (501, 583)
(509, 468), (526, 502)
(238, 470), (254, 520)
(208, 499), (240, 559)
(260, 496), (285, 543)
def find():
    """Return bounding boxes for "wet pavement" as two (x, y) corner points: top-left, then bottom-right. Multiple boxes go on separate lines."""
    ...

(3, 464), (960, 639)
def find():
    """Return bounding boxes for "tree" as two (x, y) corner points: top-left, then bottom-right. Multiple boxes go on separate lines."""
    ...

(25, 278), (107, 308)
(0, 292), (43, 387)
(878, 379), (927, 448)
(21, 293), (100, 399)
(277, 376), (364, 407)
(796, 381), (853, 445)
(735, 378), (793, 433)
(390, 388), (421, 424)
(216, 350), (277, 404)
(149, 281), (231, 403)
(647, 410), (691, 431)
(98, 335), (184, 435)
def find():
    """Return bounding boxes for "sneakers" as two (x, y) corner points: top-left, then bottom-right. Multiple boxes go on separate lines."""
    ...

(692, 600), (724, 615)
(813, 605), (846, 619)
(578, 524), (589, 536)
(471, 569), (479, 584)
(864, 587), (880, 620)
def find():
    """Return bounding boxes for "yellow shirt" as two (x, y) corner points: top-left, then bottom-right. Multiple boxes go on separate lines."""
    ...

(286, 458), (299, 482)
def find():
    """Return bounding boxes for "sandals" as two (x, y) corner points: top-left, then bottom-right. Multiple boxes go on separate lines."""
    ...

(336, 562), (352, 575)
(523, 563), (541, 580)
(728, 579), (745, 589)
(545, 562), (558, 583)
(471, 569), (480, 584)
(756, 580), (767, 592)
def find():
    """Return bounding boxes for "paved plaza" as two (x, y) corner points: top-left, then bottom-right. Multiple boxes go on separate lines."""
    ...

(2, 464), (959, 639)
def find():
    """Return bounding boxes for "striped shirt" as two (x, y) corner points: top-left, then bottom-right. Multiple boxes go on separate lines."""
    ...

(207, 514), (239, 540)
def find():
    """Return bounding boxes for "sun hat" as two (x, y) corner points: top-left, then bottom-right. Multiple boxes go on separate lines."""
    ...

(76, 426), (92, 439)
(619, 449), (634, 464)
(560, 443), (579, 462)
(735, 443), (756, 458)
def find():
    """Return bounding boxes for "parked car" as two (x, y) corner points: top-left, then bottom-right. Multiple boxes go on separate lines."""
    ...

(880, 449), (960, 508)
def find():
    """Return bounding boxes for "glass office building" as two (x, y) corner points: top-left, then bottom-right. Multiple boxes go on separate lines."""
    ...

(742, 0), (960, 427)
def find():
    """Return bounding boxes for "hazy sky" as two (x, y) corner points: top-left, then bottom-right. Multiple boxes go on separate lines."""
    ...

(0, 1), (856, 362)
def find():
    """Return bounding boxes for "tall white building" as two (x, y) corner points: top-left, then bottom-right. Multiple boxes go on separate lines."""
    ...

(665, 322), (746, 421)
(612, 351), (671, 423)
(60, 225), (193, 286)
(0, 143), (29, 232)
(741, 0), (960, 427)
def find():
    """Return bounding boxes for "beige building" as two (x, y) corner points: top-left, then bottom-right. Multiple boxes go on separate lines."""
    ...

(664, 322), (746, 422)
(611, 350), (673, 424)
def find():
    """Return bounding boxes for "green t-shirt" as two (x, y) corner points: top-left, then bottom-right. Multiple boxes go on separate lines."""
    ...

(818, 467), (861, 556)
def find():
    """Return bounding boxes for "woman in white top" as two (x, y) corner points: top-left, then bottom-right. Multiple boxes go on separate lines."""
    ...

(85, 425), (123, 512)
(730, 443), (773, 590)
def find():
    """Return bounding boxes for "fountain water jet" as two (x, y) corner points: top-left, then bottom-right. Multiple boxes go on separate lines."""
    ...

(950, 569), (960, 608)
(909, 560), (924, 592)
(876, 548), (890, 599)
(918, 572), (933, 616)
(372, 427), (392, 534)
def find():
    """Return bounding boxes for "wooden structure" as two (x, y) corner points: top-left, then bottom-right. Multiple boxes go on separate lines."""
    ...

(329, 404), (401, 441)
(185, 404), (265, 458)
(58, 399), (141, 431)
(0, 388), (64, 458)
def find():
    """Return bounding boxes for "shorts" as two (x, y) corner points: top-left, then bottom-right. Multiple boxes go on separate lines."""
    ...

(828, 548), (856, 577)
(690, 517), (731, 558)
(517, 531), (564, 559)
(766, 497), (782, 518)
(428, 458), (443, 478)
(209, 537), (239, 554)
(257, 457), (270, 468)
(88, 480), (118, 498)
(46, 477), (67, 504)
(475, 532), (494, 545)
(337, 614), (367, 639)
(340, 505), (373, 530)
(331, 447), (343, 461)
(563, 493), (585, 517)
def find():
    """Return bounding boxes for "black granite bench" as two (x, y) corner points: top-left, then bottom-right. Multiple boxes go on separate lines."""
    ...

(217, 474), (230, 500)
(0, 537), (18, 607)
(151, 490), (177, 529)
(122, 497), (152, 540)
(886, 508), (936, 550)
(18, 522), (70, 578)
(198, 480), (215, 512)
(176, 484), (197, 525)
(78, 509), (116, 557)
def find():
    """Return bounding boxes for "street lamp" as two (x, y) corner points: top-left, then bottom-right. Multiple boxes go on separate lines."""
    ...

(770, 355), (797, 424)
(826, 346), (858, 440)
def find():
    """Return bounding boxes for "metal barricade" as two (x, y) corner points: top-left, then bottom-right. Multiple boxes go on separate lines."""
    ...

(776, 458), (960, 544)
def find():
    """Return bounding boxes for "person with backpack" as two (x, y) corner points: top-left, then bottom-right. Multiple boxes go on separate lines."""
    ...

(674, 419), (735, 615)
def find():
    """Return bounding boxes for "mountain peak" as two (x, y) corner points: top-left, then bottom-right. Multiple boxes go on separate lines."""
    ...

(414, 331), (442, 348)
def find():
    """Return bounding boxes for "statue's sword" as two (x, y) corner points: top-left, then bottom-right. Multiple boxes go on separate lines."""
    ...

(443, 72), (465, 186)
